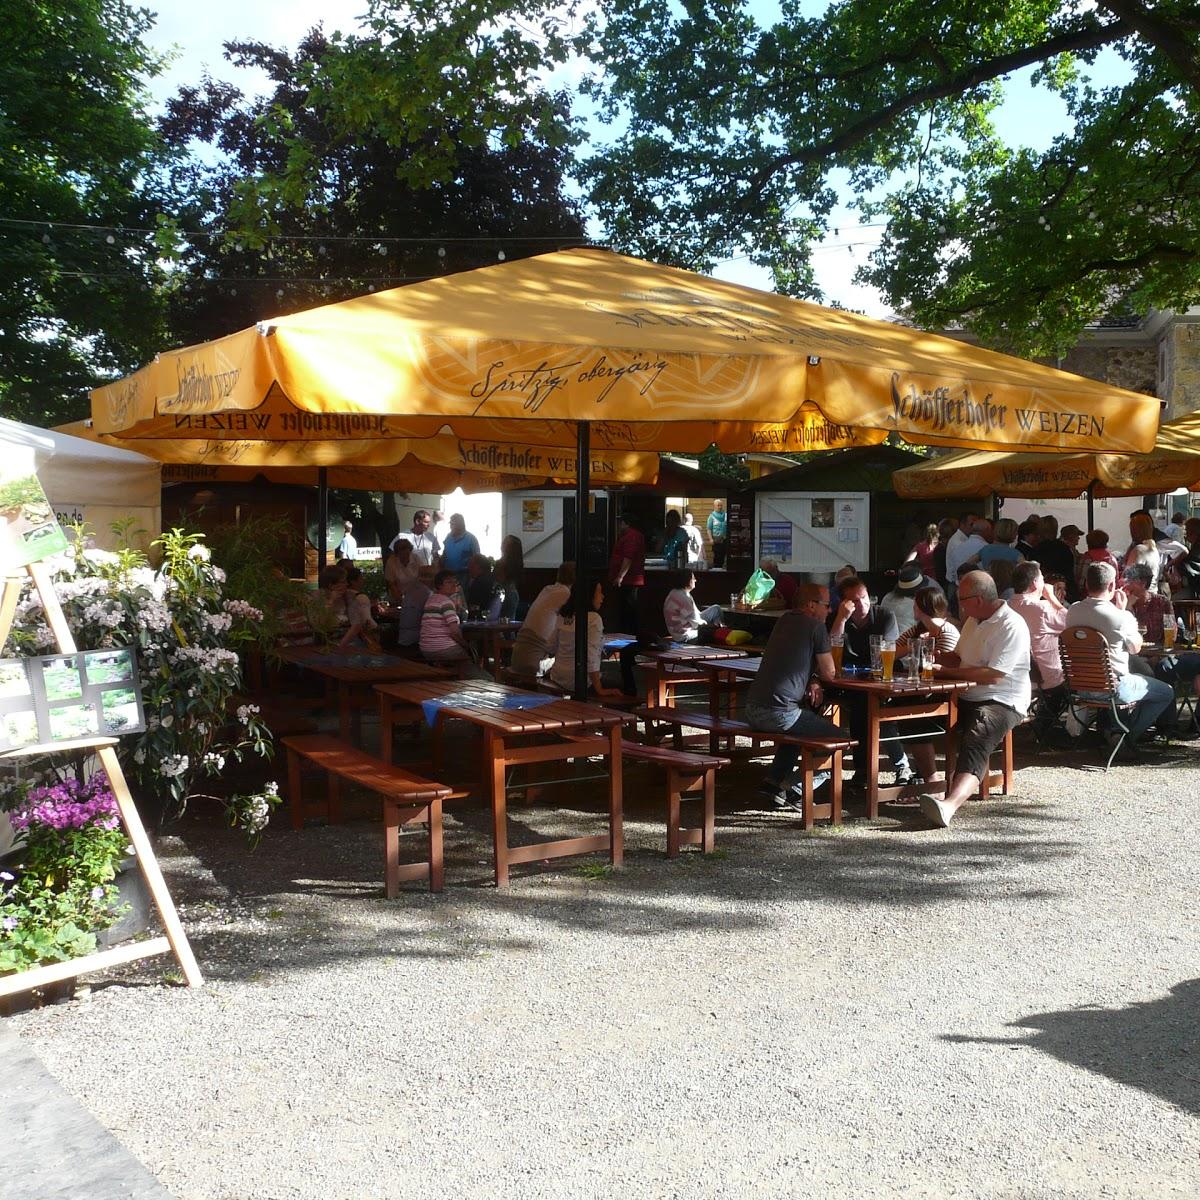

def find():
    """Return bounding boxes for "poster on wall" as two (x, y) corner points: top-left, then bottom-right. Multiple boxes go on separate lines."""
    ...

(0, 468), (68, 572)
(811, 499), (835, 529)
(760, 520), (793, 561)
(521, 499), (545, 532)
(0, 647), (146, 753)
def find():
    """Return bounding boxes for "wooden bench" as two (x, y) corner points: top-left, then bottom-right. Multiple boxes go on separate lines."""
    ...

(281, 734), (463, 895)
(569, 734), (729, 856)
(636, 707), (855, 829)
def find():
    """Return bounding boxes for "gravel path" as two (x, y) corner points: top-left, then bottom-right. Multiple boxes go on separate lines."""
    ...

(6, 734), (1200, 1199)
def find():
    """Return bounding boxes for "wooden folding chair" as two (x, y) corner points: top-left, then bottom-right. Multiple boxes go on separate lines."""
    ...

(1058, 627), (1135, 772)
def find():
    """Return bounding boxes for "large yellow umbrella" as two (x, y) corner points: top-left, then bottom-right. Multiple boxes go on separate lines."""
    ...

(894, 410), (1200, 502)
(91, 248), (1163, 693)
(91, 248), (1160, 455)
(62, 422), (659, 487)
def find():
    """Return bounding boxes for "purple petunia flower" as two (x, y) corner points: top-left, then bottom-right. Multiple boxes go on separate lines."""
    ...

(2, 916), (16, 931)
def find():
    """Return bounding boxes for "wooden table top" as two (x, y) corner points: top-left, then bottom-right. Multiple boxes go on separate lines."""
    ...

(825, 672), (972, 697)
(698, 657), (764, 678)
(278, 644), (452, 683)
(376, 678), (631, 734)
(641, 644), (751, 665)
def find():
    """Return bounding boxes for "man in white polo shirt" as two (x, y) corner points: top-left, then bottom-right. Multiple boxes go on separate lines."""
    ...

(918, 570), (1031, 828)
(1064, 560), (1175, 751)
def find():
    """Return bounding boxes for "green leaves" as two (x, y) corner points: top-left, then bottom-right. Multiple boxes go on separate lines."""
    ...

(0, 0), (170, 424)
(582, 0), (1200, 352)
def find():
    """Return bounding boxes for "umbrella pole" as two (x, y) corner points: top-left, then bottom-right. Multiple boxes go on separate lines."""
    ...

(1086, 483), (1095, 533)
(573, 420), (591, 702)
(318, 466), (329, 569)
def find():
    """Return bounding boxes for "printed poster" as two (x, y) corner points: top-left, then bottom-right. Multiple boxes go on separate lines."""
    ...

(0, 469), (68, 571)
(521, 499), (545, 532)
(810, 499), (834, 529)
(760, 520), (793, 561)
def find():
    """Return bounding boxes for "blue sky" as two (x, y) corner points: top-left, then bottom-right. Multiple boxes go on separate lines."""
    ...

(143, 0), (1130, 315)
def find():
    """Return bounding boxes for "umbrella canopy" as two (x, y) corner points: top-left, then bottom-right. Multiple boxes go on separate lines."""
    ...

(91, 248), (1160, 455)
(62, 422), (660, 487)
(893, 408), (1200, 501)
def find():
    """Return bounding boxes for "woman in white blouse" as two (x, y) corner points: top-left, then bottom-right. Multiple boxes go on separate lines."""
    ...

(548, 579), (624, 698)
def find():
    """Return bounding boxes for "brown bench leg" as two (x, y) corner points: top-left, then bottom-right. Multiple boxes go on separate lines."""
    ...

(428, 796), (444, 892)
(666, 768), (682, 858)
(327, 771), (343, 824)
(800, 755), (816, 832)
(384, 798), (444, 896)
(701, 766), (716, 853)
(831, 750), (843, 826)
(287, 747), (304, 831)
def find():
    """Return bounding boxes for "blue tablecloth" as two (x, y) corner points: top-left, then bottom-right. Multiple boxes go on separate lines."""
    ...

(420, 689), (557, 726)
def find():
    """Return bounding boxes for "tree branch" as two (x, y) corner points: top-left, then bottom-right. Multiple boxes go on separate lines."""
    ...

(1097, 0), (1200, 94)
(742, 18), (1129, 204)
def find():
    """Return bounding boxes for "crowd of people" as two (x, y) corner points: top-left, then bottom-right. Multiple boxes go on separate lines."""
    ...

(742, 508), (1199, 828)
(317, 502), (1199, 830)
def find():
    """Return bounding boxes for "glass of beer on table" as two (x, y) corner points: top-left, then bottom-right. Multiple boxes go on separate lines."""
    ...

(919, 637), (936, 681)
(869, 635), (884, 680)
(1164, 612), (1178, 650)
(830, 635), (844, 674)
(880, 639), (896, 682)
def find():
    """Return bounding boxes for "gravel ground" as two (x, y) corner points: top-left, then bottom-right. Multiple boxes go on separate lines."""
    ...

(6, 727), (1200, 1200)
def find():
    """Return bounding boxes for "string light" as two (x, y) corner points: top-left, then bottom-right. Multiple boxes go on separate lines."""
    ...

(0, 217), (593, 248)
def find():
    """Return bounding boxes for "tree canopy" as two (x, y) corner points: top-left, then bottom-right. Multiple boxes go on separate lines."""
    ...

(580, 0), (1200, 354)
(0, 0), (168, 425)
(159, 26), (585, 345)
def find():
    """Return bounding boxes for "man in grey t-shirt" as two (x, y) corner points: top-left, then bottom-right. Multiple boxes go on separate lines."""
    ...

(746, 582), (843, 808)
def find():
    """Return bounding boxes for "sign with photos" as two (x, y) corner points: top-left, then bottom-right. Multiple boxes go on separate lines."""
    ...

(0, 647), (146, 752)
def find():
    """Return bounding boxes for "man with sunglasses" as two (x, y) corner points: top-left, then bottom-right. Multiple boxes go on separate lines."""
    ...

(917, 570), (1031, 828)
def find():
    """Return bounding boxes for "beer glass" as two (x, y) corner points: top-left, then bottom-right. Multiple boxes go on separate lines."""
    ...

(919, 637), (936, 681)
(830, 635), (845, 674)
(869, 634), (883, 680)
(880, 639), (896, 682)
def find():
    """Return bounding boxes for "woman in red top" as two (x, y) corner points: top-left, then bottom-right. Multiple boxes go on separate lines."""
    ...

(905, 523), (939, 578)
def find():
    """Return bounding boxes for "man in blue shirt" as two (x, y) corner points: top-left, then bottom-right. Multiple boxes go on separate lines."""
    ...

(707, 500), (728, 568)
(440, 513), (480, 589)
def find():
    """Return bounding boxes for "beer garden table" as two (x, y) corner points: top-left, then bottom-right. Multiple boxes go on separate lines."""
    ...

(638, 644), (752, 708)
(374, 678), (630, 887)
(823, 673), (974, 819)
(276, 645), (452, 741)
(460, 618), (522, 681)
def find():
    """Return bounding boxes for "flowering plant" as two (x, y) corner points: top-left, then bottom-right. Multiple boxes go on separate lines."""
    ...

(4, 527), (279, 839)
(0, 774), (129, 973)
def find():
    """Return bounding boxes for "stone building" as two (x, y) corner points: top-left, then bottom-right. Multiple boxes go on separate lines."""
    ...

(1052, 309), (1200, 417)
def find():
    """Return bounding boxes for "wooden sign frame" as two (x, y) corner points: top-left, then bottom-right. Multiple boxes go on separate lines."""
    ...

(0, 560), (202, 999)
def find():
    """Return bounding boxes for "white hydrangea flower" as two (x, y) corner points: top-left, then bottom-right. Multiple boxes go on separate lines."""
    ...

(187, 544), (211, 562)
(159, 754), (189, 778)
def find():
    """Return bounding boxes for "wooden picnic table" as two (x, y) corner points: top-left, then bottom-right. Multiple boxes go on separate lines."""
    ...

(823, 673), (974, 819)
(461, 618), (522, 680)
(375, 678), (630, 887)
(638, 644), (752, 708)
(276, 645), (451, 741)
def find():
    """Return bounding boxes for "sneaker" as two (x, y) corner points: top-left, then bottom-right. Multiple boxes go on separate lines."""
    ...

(786, 771), (831, 804)
(894, 765), (916, 788)
(757, 779), (787, 810)
(917, 792), (954, 828)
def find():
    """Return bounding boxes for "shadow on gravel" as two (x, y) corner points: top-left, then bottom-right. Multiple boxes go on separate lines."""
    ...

(945, 978), (1200, 1115)
(154, 756), (1082, 983)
